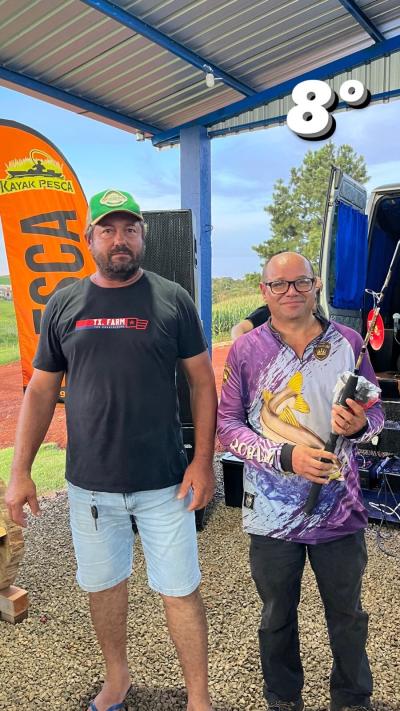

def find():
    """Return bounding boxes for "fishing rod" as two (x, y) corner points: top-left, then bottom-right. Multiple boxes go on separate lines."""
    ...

(304, 238), (400, 515)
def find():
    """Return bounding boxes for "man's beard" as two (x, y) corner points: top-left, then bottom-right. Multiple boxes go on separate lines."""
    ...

(93, 244), (146, 281)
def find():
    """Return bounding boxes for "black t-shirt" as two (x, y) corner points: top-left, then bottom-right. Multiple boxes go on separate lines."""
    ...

(33, 272), (207, 493)
(246, 305), (270, 327)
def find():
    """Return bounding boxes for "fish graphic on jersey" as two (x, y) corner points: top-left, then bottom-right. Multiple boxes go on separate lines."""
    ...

(260, 371), (324, 448)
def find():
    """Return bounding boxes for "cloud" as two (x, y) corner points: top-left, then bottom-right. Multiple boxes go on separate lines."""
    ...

(334, 101), (400, 166)
(365, 161), (400, 191)
(213, 194), (274, 223)
(212, 172), (263, 191)
(211, 194), (271, 278)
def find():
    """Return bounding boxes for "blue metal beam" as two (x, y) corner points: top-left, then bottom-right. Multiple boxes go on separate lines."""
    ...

(152, 33), (400, 146)
(338, 0), (384, 43)
(79, 0), (255, 97)
(0, 65), (158, 135)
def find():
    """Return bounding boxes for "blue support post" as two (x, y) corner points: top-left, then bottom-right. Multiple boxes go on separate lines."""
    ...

(180, 126), (212, 350)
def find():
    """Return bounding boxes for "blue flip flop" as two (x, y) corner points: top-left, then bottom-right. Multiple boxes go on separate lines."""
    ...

(89, 685), (132, 711)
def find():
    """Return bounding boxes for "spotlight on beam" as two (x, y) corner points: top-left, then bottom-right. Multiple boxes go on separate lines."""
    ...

(203, 64), (216, 89)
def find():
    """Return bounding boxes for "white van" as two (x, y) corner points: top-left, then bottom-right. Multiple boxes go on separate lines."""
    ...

(320, 167), (400, 458)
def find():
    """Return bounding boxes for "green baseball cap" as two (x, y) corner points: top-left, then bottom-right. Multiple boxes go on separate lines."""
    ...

(87, 189), (143, 226)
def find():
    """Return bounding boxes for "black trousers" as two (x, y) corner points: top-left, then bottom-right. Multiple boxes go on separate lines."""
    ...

(249, 530), (372, 708)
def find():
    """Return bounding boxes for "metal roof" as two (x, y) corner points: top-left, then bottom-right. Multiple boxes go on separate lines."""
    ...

(1, 0), (400, 145)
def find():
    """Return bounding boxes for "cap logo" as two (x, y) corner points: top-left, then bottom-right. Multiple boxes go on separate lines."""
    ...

(99, 190), (129, 207)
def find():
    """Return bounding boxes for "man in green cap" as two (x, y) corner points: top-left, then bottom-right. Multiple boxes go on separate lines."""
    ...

(6, 189), (217, 711)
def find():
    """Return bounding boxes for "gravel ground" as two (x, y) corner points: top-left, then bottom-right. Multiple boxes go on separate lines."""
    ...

(1, 458), (399, 711)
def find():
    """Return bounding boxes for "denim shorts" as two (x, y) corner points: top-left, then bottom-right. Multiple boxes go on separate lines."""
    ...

(67, 482), (201, 595)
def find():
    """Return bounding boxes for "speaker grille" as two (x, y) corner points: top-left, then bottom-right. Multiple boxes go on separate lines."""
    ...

(142, 210), (197, 302)
(141, 210), (197, 425)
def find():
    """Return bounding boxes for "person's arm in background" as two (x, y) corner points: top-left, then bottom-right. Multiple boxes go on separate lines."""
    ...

(231, 317), (254, 341)
(5, 369), (64, 527)
(231, 305), (270, 341)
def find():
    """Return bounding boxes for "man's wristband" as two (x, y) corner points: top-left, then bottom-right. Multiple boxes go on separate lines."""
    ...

(280, 443), (295, 472)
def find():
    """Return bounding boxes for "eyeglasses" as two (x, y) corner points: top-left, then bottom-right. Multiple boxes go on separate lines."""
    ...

(263, 277), (315, 295)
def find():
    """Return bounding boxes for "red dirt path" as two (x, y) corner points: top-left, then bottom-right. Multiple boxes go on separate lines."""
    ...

(0, 345), (230, 449)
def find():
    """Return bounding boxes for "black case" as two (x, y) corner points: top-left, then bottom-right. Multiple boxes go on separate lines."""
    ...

(221, 453), (244, 507)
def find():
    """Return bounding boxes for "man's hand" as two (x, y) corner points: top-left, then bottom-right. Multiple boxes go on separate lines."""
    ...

(5, 476), (41, 528)
(292, 445), (339, 484)
(177, 460), (216, 511)
(331, 398), (367, 438)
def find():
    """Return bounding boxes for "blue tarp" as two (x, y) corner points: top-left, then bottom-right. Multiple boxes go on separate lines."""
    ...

(333, 201), (368, 310)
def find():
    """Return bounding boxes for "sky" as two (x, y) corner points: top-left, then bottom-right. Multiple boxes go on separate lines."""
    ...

(1, 85), (400, 278)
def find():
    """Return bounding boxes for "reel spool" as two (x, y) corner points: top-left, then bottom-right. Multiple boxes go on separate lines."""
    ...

(367, 310), (385, 350)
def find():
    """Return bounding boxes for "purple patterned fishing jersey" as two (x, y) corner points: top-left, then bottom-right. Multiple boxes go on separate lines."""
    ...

(217, 320), (384, 543)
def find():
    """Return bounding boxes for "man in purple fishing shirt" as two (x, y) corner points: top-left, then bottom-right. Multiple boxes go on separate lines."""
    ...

(217, 252), (384, 711)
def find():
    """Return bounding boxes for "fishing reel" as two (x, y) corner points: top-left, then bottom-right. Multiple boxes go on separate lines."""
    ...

(365, 289), (385, 351)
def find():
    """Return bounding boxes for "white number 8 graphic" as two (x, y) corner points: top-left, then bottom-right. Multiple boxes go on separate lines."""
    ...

(287, 80), (336, 139)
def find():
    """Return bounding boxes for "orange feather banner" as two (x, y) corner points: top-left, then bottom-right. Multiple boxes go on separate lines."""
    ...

(0, 120), (94, 398)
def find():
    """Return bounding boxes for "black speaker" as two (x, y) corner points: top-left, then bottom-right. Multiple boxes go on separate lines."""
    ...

(142, 210), (198, 427)
(142, 209), (197, 302)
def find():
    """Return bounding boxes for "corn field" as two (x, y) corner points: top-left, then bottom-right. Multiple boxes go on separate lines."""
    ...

(212, 294), (263, 341)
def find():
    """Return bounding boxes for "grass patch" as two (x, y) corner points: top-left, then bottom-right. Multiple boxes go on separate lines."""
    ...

(0, 443), (66, 495)
(0, 299), (19, 365)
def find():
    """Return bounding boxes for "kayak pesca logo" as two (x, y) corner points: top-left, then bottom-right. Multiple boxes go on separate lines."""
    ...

(0, 149), (74, 195)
